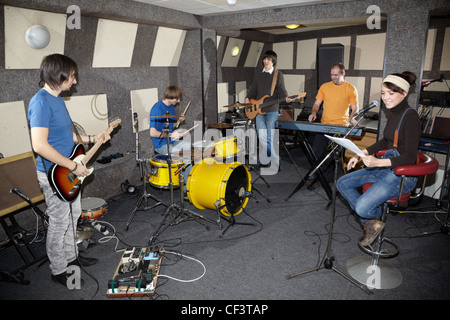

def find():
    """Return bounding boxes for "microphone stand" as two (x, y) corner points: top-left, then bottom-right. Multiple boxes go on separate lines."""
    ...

(287, 111), (372, 294)
(126, 114), (167, 231)
(233, 107), (270, 201)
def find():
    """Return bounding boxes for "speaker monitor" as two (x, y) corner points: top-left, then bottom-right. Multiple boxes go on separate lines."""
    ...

(317, 44), (344, 88)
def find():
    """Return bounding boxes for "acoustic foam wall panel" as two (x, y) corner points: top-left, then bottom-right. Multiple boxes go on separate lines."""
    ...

(244, 41), (264, 68)
(4, 6), (66, 69)
(150, 27), (186, 67)
(424, 29), (437, 71)
(296, 38), (317, 69)
(217, 82), (229, 113)
(221, 38), (245, 68)
(284, 74), (305, 96)
(354, 33), (386, 70)
(130, 88), (159, 133)
(235, 81), (247, 105)
(345, 76), (365, 109)
(0, 101), (32, 157)
(273, 42), (294, 70)
(63, 94), (109, 135)
(440, 27), (450, 71)
(92, 19), (138, 68)
(369, 77), (382, 113)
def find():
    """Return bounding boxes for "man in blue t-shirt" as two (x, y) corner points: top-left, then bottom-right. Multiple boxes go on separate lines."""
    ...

(149, 86), (190, 155)
(27, 54), (110, 288)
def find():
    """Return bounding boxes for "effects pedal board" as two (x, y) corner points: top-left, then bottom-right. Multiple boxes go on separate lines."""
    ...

(107, 246), (163, 298)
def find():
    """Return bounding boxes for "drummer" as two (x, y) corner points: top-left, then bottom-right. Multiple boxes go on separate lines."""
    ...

(150, 86), (191, 155)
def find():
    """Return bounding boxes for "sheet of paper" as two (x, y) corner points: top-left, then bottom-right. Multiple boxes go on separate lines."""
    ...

(324, 134), (364, 156)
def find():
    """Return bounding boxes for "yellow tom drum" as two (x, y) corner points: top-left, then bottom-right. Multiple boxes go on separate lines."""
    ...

(186, 160), (251, 216)
(148, 154), (184, 189)
(213, 136), (240, 159)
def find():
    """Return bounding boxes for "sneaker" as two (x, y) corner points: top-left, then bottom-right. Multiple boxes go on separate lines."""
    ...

(51, 272), (84, 287)
(360, 220), (385, 246)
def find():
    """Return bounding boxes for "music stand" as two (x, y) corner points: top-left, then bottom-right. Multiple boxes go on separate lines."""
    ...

(286, 114), (373, 294)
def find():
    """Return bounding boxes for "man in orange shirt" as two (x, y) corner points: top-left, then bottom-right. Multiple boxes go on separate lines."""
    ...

(308, 62), (359, 182)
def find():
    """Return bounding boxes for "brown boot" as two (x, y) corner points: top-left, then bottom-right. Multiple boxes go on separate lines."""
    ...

(360, 220), (385, 246)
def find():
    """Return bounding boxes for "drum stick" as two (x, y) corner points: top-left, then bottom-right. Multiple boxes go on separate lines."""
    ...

(181, 124), (199, 136)
(175, 101), (191, 128)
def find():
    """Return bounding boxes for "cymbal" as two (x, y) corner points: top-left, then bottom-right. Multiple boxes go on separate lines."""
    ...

(223, 103), (252, 108)
(208, 123), (233, 129)
(150, 113), (181, 119)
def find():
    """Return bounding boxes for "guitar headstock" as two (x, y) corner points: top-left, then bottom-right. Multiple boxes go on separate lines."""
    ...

(294, 92), (307, 100)
(109, 118), (121, 128)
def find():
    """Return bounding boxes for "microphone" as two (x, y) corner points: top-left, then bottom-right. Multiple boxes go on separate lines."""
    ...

(10, 187), (21, 195)
(354, 100), (379, 116)
(10, 188), (30, 201)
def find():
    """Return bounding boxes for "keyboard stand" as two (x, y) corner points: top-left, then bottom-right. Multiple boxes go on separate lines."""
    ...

(284, 130), (333, 205)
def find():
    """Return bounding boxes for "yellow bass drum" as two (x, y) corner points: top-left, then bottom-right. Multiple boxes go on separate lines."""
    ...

(186, 161), (251, 216)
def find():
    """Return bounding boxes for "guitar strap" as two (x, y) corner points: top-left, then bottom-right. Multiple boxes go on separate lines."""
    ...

(270, 70), (278, 97)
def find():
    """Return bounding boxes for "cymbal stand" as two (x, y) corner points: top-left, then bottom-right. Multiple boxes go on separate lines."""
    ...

(126, 116), (167, 231)
(125, 159), (167, 231)
(287, 114), (373, 294)
(148, 125), (218, 245)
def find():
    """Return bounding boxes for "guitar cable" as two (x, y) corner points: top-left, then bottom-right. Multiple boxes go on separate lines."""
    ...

(68, 200), (100, 299)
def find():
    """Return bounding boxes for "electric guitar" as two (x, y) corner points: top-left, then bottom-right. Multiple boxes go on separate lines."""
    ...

(245, 92), (306, 120)
(48, 119), (121, 202)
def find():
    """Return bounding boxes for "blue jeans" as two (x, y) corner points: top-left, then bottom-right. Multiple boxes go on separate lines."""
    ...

(336, 150), (418, 222)
(255, 111), (279, 166)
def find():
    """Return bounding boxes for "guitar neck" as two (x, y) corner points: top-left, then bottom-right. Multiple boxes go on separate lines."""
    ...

(83, 126), (114, 164)
(259, 94), (298, 109)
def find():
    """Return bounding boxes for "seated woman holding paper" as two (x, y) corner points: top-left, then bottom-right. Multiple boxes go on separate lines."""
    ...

(336, 71), (421, 246)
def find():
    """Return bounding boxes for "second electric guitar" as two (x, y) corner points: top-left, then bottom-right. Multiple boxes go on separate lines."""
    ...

(245, 92), (306, 119)
(48, 118), (121, 202)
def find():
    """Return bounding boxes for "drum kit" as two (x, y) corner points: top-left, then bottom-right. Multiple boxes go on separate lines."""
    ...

(123, 108), (263, 241)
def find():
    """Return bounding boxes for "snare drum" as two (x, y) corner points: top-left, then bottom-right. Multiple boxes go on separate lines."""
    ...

(148, 154), (184, 189)
(81, 197), (107, 221)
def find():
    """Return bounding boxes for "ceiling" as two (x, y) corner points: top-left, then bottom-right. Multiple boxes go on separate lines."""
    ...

(133, 0), (367, 34)
(133, 0), (335, 16)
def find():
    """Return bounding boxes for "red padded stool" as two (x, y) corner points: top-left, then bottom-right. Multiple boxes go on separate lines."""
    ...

(347, 151), (439, 290)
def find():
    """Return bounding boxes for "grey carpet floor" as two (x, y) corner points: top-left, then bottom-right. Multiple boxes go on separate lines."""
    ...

(1, 144), (449, 306)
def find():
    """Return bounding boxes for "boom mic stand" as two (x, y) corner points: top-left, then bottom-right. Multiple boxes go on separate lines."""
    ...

(126, 113), (167, 231)
(287, 112), (372, 294)
(233, 109), (270, 203)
